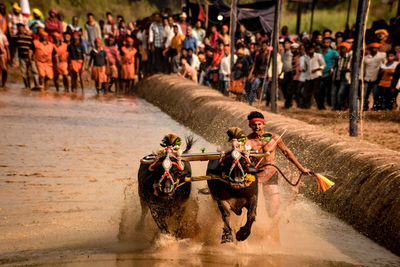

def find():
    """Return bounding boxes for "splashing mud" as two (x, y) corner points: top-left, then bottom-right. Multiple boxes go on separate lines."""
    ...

(0, 85), (399, 266)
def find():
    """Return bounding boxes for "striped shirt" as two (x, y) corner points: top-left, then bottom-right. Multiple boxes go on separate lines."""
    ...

(15, 33), (34, 58)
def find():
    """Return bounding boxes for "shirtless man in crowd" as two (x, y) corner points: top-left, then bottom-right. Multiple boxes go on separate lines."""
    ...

(245, 111), (311, 241)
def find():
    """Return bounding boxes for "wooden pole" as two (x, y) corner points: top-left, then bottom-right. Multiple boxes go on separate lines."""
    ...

(296, 0), (302, 35)
(346, 0), (352, 28)
(205, 1), (209, 29)
(309, 0), (316, 34)
(271, 0), (282, 113)
(349, 0), (368, 137)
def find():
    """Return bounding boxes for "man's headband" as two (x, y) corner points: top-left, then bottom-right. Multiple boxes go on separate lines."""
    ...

(249, 118), (265, 125)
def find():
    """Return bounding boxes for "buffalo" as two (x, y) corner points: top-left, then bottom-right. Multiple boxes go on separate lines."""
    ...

(207, 127), (260, 243)
(137, 134), (197, 237)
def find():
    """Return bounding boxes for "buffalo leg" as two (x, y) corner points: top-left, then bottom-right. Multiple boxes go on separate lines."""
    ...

(150, 206), (170, 234)
(236, 194), (257, 241)
(218, 200), (233, 243)
(135, 197), (149, 231)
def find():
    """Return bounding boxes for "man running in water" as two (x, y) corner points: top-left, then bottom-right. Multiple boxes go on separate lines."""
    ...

(245, 111), (311, 241)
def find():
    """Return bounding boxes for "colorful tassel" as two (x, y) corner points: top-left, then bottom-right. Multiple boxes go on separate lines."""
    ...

(314, 173), (335, 192)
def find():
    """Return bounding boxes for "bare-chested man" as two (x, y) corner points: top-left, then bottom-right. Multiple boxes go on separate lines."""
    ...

(245, 111), (311, 237)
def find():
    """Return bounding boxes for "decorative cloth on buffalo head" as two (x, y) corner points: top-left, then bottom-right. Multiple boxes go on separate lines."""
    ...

(227, 127), (247, 143)
(160, 134), (182, 148)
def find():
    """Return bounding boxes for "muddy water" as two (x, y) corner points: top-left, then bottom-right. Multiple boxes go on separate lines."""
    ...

(0, 85), (399, 266)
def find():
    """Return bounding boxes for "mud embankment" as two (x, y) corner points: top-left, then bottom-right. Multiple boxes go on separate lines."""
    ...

(134, 74), (400, 255)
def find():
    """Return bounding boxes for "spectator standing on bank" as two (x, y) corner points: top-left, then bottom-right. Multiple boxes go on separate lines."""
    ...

(68, 32), (86, 93)
(29, 9), (44, 34)
(67, 16), (81, 34)
(248, 41), (270, 105)
(103, 36), (120, 92)
(375, 29), (392, 53)
(332, 42), (352, 110)
(303, 44), (326, 109)
(53, 32), (69, 92)
(33, 31), (56, 91)
(377, 50), (398, 110)
(0, 3), (8, 35)
(219, 45), (237, 96)
(165, 24), (185, 73)
(178, 12), (188, 35)
(192, 20), (205, 45)
(281, 39), (294, 108)
(121, 37), (137, 93)
(320, 37), (339, 107)
(0, 26), (9, 88)
(15, 23), (38, 89)
(364, 42), (386, 111)
(149, 13), (164, 73)
(104, 12), (118, 39)
(182, 25), (197, 53)
(8, 2), (29, 62)
(84, 13), (102, 53)
(45, 9), (63, 43)
(88, 38), (108, 94)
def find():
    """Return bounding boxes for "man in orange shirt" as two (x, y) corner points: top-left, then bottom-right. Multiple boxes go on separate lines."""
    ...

(53, 32), (69, 92)
(34, 31), (56, 91)
(164, 24), (185, 73)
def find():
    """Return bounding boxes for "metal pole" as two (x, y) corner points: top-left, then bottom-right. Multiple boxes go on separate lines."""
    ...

(309, 0), (316, 34)
(349, 0), (368, 137)
(346, 0), (352, 28)
(296, 0), (302, 35)
(230, 0), (238, 83)
(271, 0), (282, 113)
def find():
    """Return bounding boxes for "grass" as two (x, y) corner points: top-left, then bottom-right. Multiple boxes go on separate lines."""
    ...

(281, 0), (398, 34)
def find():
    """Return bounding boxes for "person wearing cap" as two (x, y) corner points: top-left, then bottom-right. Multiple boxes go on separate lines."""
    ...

(8, 2), (29, 62)
(218, 25), (230, 46)
(178, 12), (188, 35)
(45, 9), (62, 43)
(87, 38), (108, 94)
(53, 32), (69, 92)
(377, 50), (398, 110)
(103, 36), (120, 93)
(375, 29), (391, 53)
(364, 42), (386, 111)
(33, 31), (56, 91)
(121, 37), (137, 93)
(84, 13), (101, 53)
(68, 31), (86, 94)
(303, 44), (326, 109)
(29, 8), (45, 34)
(331, 42), (352, 110)
(192, 20), (205, 45)
(320, 37), (339, 108)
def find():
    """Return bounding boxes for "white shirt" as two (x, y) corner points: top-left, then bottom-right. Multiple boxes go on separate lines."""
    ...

(190, 54), (200, 71)
(219, 54), (238, 81)
(192, 27), (205, 44)
(304, 53), (326, 80)
(364, 52), (386, 82)
(163, 24), (182, 48)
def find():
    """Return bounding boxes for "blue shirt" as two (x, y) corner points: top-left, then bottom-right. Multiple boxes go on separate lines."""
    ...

(321, 48), (339, 77)
(182, 36), (197, 52)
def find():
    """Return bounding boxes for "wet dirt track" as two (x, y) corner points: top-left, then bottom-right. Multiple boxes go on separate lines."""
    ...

(0, 85), (399, 266)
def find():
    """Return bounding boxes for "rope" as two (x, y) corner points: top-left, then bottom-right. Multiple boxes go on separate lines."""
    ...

(262, 163), (313, 187)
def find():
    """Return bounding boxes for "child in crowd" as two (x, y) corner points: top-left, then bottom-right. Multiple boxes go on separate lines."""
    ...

(87, 38), (108, 94)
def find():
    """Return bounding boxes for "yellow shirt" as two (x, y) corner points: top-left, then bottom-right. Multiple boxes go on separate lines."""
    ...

(170, 33), (185, 51)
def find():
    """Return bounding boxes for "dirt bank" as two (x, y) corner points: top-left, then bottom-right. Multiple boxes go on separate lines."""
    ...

(134, 74), (400, 256)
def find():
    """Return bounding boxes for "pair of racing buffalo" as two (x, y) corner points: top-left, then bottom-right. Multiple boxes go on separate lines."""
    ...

(137, 130), (261, 243)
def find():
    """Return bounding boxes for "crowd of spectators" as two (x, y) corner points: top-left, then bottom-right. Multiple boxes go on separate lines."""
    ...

(0, 2), (399, 111)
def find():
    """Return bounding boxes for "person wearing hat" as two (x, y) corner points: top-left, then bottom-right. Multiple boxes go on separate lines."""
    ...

(45, 9), (62, 43)
(218, 25), (230, 46)
(8, 2), (29, 62)
(375, 29), (392, 53)
(103, 36), (120, 93)
(331, 42), (352, 110)
(33, 31), (56, 91)
(53, 32), (69, 92)
(29, 8), (44, 34)
(68, 31), (86, 94)
(364, 42), (386, 111)
(178, 12), (188, 35)
(87, 38), (108, 94)
(120, 37), (137, 93)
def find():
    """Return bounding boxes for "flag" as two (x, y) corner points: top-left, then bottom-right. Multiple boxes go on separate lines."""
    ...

(20, 0), (30, 18)
(198, 4), (206, 21)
